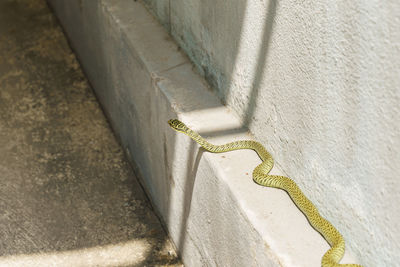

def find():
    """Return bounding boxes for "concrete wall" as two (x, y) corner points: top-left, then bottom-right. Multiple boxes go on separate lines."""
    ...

(143, 1), (400, 266)
(47, 1), (312, 266)
(47, 0), (398, 266)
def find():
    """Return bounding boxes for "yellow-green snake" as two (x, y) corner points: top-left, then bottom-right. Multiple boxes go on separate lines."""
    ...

(168, 119), (362, 267)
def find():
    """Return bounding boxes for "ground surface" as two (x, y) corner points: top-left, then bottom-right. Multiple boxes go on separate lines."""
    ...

(0, 0), (181, 266)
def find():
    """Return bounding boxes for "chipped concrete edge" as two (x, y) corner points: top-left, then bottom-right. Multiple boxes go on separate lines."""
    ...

(46, 0), (361, 266)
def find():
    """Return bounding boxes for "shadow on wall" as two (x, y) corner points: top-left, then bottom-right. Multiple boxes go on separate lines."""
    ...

(165, 0), (279, 259)
(240, 0), (277, 128)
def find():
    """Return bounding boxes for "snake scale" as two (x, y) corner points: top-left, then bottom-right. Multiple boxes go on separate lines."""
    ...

(168, 119), (362, 267)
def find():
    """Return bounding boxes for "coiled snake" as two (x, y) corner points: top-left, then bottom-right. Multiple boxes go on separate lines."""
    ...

(168, 119), (362, 267)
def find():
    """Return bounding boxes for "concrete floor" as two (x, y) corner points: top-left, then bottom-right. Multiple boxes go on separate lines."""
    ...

(0, 0), (181, 266)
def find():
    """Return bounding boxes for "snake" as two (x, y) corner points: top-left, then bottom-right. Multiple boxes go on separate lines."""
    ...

(168, 119), (363, 267)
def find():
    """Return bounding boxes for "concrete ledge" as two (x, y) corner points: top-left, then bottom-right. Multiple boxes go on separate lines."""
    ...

(47, 0), (360, 266)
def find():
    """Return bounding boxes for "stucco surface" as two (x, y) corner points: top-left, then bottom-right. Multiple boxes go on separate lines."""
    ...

(144, 1), (400, 266)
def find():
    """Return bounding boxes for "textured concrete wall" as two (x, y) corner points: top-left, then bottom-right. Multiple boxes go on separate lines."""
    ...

(144, 1), (400, 266)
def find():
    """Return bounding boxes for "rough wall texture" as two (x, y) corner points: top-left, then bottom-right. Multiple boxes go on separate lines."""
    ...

(144, 1), (400, 266)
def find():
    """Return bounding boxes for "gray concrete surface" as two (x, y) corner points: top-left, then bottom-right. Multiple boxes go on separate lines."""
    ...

(0, 0), (181, 266)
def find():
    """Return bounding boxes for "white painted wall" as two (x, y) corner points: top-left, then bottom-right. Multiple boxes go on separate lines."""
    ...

(143, 1), (400, 266)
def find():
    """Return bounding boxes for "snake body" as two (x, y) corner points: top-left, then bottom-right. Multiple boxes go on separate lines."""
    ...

(168, 119), (362, 267)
